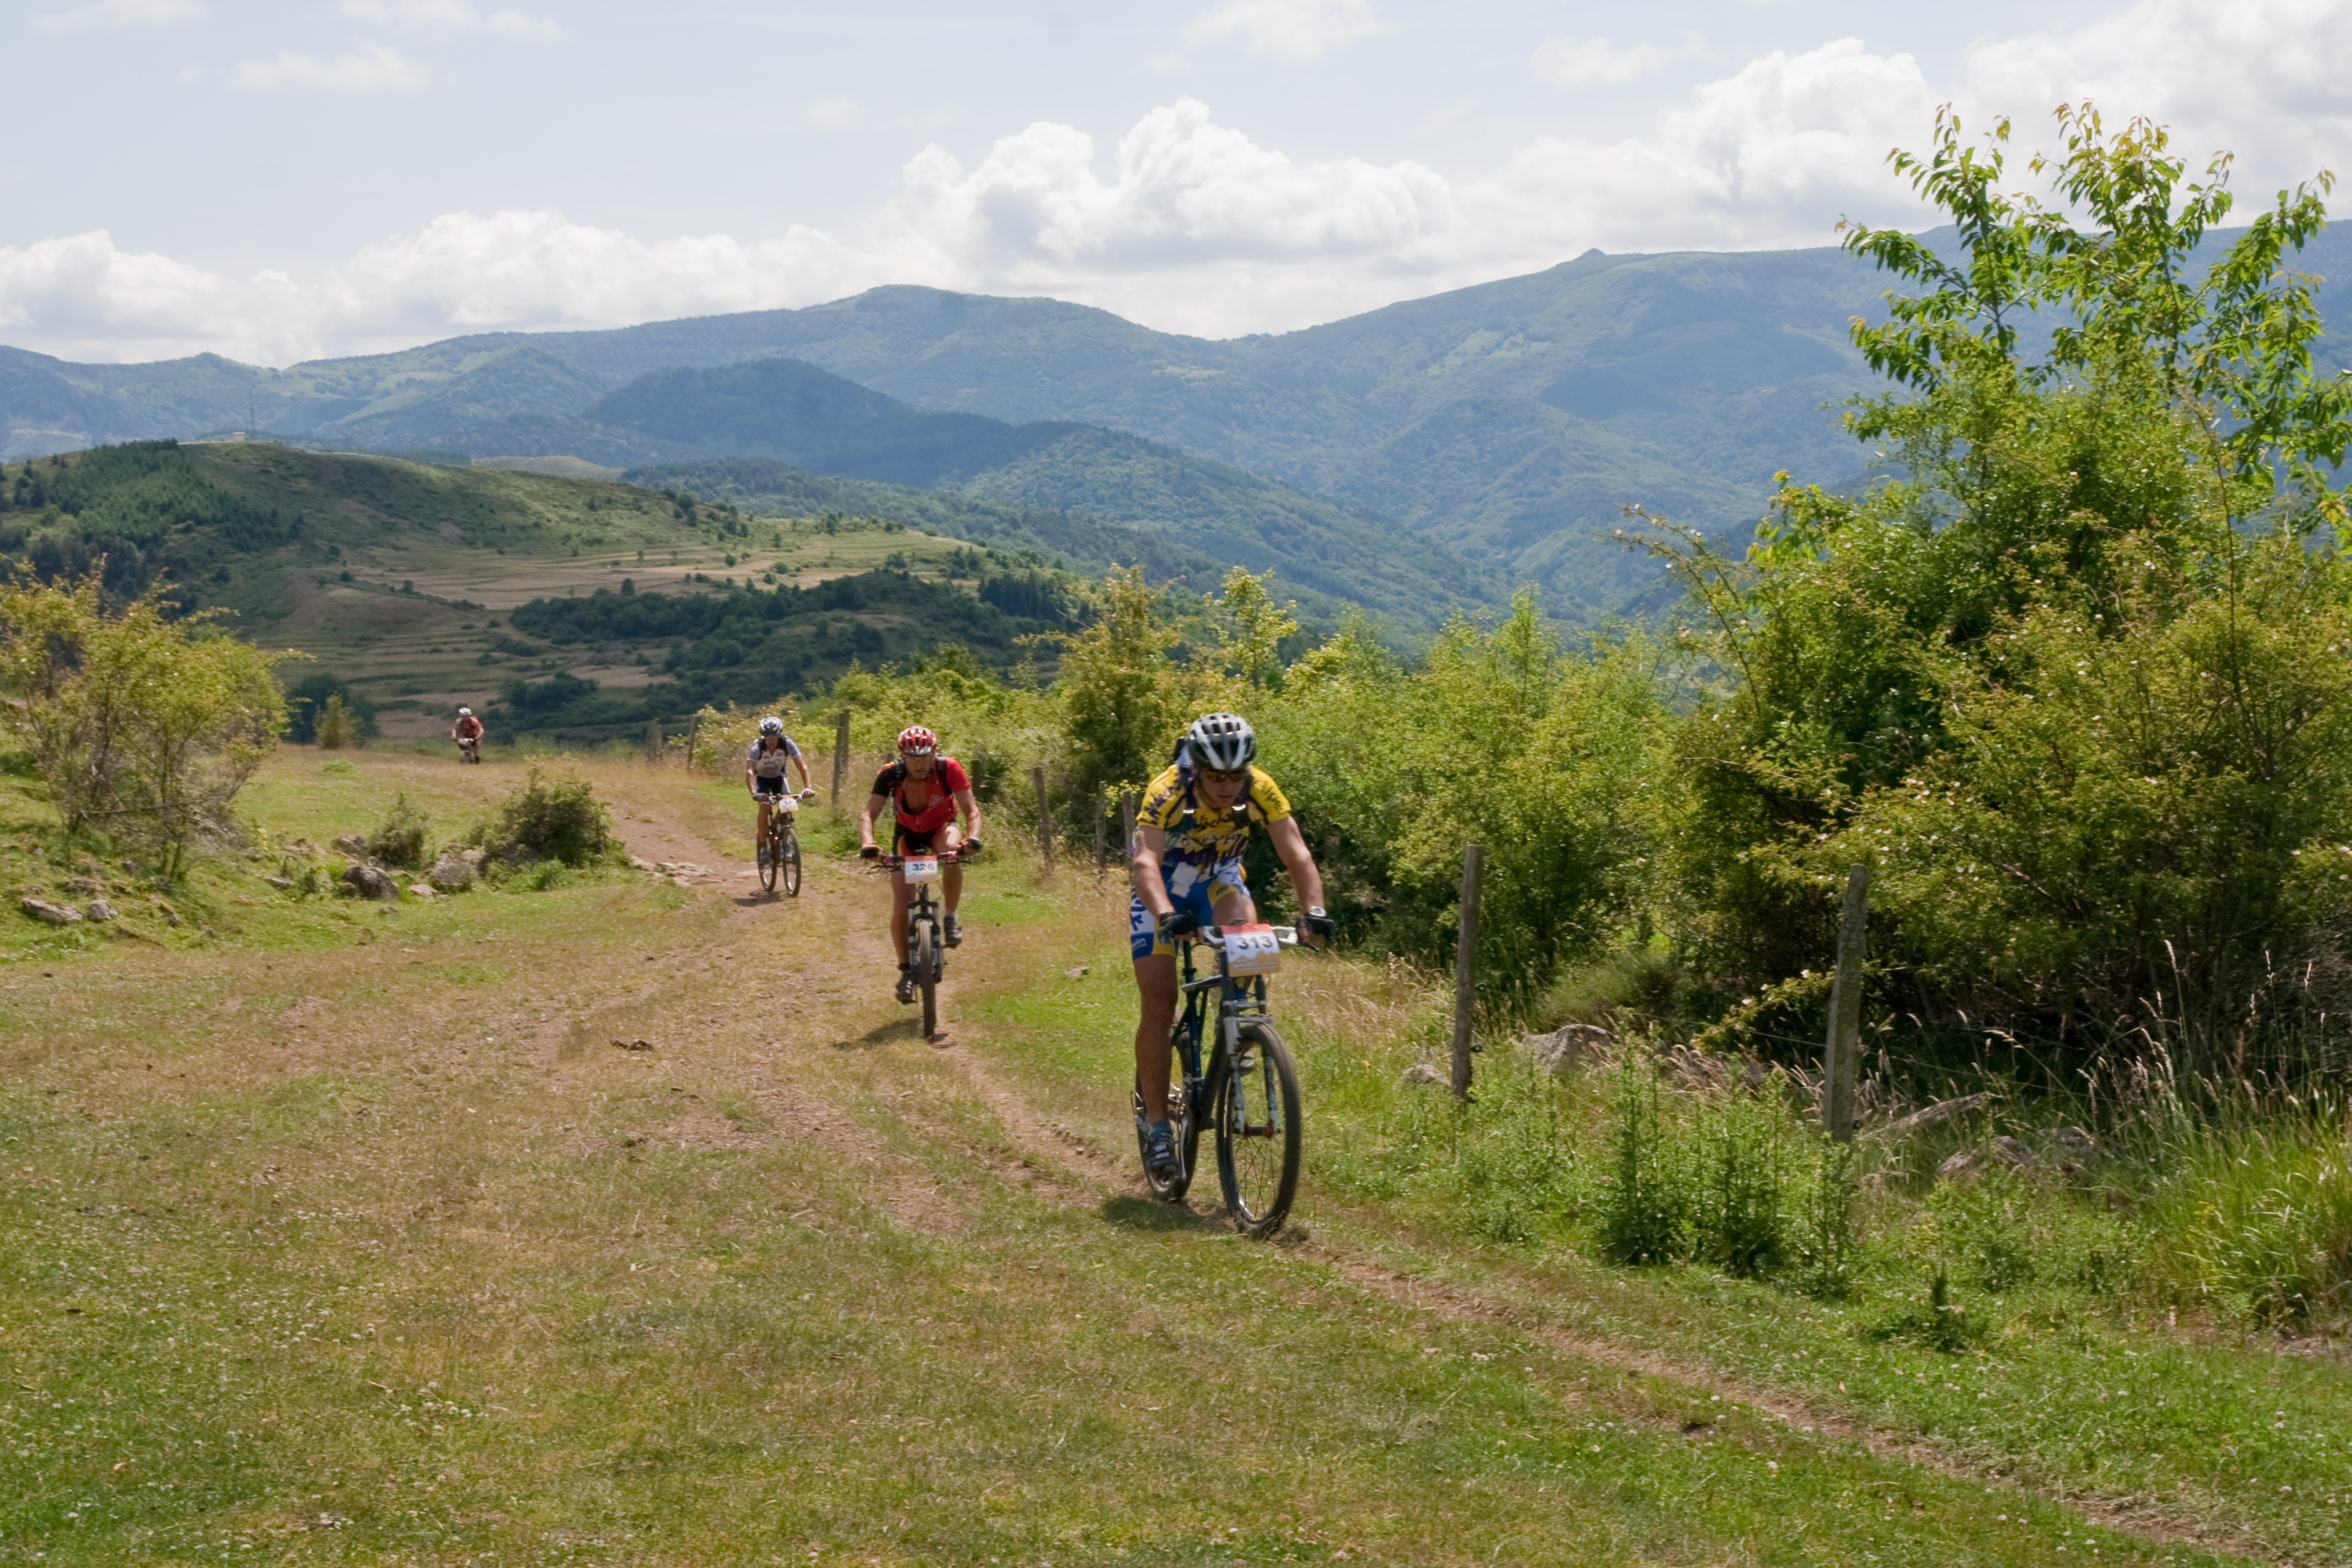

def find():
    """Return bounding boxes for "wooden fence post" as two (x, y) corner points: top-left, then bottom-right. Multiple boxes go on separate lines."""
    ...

(1118, 791), (1137, 871)
(1451, 843), (1483, 1100)
(1031, 766), (1054, 870)
(1823, 864), (1870, 1142)
(1093, 798), (1108, 872)
(829, 709), (851, 808)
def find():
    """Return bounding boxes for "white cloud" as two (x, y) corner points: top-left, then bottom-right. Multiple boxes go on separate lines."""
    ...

(0, 214), (864, 363)
(1181, 0), (1385, 63)
(891, 99), (1454, 276)
(31, 0), (204, 35)
(1963, 0), (2352, 196)
(806, 96), (860, 131)
(229, 42), (426, 93)
(1532, 32), (1703, 88)
(0, 231), (226, 348)
(338, 0), (565, 40)
(16, 4), (2352, 363)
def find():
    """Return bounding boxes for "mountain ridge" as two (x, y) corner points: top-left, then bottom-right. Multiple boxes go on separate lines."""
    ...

(11, 225), (2346, 613)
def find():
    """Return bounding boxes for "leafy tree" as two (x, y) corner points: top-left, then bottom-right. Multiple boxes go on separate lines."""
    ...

(1213, 566), (1298, 690)
(1260, 594), (1671, 997)
(282, 671), (378, 743)
(1053, 566), (1227, 800)
(1646, 104), (2352, 1052)
(314, 694), (357, 750)
(0, 568), (289, 872)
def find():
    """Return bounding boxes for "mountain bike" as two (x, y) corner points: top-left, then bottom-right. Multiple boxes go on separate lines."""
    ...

(758, 787), (812, 896)
(878, 847), (968, 1036)
(1134, 923), (1305, 1237)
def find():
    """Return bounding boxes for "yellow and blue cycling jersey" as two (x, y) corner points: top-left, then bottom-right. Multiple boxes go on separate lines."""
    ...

(1126, 763), (1292, 960)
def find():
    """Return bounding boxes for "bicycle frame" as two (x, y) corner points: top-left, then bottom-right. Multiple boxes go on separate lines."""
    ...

(1171, 926), (1292, 1122)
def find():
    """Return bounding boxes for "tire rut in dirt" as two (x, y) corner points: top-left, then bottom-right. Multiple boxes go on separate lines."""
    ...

(932, 1045), (2282, 1563)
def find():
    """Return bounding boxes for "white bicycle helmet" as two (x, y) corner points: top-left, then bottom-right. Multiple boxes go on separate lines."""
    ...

(1184, 712), (1256, 772)
(457, 706), (473, 717)
(758, 715), (784, 736)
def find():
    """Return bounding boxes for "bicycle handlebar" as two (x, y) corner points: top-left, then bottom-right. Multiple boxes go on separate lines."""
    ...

(1183, 924), (1305, 947)
(871, 849), (977, 867)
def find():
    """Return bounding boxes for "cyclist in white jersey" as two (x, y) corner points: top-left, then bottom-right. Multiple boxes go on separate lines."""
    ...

(745, 717), (811, 865)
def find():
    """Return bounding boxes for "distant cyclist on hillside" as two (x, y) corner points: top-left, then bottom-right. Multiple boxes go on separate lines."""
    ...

(859, 725), (985, 1004)
(745, 716), (812, 866)
(451, 706), (484, 762)
(1128, 713), (1331, 1180)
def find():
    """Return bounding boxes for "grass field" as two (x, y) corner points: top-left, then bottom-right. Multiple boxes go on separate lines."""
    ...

(3, 749), (2345, 1565)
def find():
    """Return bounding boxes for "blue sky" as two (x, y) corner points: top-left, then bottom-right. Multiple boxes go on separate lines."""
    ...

(6, 0), (2348, 363)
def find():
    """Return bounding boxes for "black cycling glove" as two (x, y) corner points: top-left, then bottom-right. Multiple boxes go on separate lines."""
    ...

(859, 844), (880, 860)
(1157, 908), (1200, 943)
(1300, 906), (1335, 943)
(960, 838), (983, 860)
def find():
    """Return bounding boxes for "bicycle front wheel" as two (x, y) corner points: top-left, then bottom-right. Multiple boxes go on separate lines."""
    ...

(1211, 1022), (1301, 1237)
(913, 920), (938, 1036)
(780, 826), (802, 896)
(760, 825), (780, 893)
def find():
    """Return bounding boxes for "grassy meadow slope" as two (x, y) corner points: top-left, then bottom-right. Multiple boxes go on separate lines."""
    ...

(2, 744), (2344, 1565)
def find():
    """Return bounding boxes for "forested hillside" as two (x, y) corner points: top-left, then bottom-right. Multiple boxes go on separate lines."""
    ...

(0, 440), (1100, 740)
(384, 355), (1500, 626)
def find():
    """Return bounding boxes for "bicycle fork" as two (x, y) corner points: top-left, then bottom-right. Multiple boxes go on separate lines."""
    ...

(1219, 980), (1284, 1142)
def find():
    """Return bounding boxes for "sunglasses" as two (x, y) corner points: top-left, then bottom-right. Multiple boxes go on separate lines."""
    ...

(1198, 766), (1249, 786)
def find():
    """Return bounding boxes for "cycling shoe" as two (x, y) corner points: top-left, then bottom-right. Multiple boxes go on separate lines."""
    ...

(1141, 1119), (1179, 1181)
(943, 912), (962, 947)
(895, 970), (917, 1004)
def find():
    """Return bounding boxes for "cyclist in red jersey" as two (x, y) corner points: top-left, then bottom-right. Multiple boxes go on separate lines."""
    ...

(858, 725), (985, 1004)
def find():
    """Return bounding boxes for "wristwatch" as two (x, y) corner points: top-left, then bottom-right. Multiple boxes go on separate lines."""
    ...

(1306, 905), (1327, 919)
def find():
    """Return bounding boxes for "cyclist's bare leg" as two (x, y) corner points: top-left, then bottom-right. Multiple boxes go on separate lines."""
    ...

(1132, 953), (1179, 1121)
(887, 871), (913, 967)
(755, 797), (773, 840)
(938, 824), (964, 912)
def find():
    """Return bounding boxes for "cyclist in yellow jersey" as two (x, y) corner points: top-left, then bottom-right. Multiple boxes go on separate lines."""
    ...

(1128, 712), (1332, 1181)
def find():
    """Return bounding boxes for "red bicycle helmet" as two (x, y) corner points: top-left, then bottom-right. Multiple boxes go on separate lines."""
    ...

(896, 725), (938, 755)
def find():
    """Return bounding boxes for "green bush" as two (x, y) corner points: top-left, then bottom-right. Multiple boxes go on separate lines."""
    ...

(0, 567), (289, 873)
(1691, 1092), (1788, 1279)
(368, 793), (431, 871)
(1793, 1138), (1861, 1301)
(474, 766), (612, 866)
(1597, 1057), (1684, 1265)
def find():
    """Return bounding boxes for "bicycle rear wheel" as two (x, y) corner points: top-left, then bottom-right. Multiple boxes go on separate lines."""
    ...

(780, 826), (802, 896)
(760, 822), (780, 893)
(913, 919), (938, 1036)
(1211, 1022), (1301, 1237)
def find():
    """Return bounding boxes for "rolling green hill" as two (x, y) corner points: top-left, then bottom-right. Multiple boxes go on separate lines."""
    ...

(0, 441), (1097, 740)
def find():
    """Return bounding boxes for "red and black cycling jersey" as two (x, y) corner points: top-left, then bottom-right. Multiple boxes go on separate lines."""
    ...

(872, 756), (970, 838)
